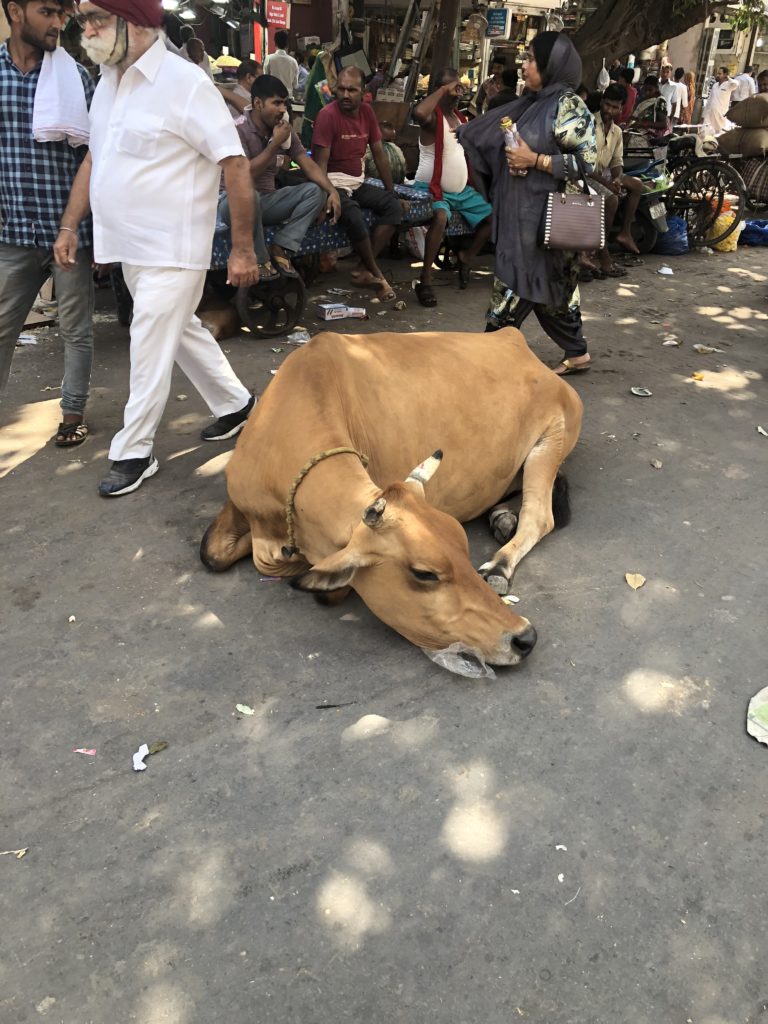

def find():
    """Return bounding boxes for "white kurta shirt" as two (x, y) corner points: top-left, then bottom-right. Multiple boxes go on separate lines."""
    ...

(703, 78), (738, 135)
(733, 72), (757, 102)
(88, 39), (243, 269)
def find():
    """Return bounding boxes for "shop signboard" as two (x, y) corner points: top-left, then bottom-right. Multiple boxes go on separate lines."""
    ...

(486, 8), (512, 38)
(266, 1), (288, 28)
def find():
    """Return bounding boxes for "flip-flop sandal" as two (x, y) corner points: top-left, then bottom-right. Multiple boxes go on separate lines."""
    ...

(257, 262), (280, 282)
(414, 281), (437, 307)
(620, 255), (645, 266)
(272, 254), (298, 278)
(603, 265), (628, 278)
(54, 421), (89, 447)
(554, 359), (591, 376)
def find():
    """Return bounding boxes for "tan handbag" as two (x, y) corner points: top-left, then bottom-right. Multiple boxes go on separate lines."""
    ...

(540, 157), (606, 252)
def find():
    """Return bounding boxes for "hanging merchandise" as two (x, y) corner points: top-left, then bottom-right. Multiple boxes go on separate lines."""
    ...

(597, 58), (610, 91)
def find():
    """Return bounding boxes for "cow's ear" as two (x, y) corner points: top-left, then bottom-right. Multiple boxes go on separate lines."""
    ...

(289, 547), (375, 593)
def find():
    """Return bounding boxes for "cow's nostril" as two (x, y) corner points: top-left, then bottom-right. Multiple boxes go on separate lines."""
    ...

(512, 625), (537, 656)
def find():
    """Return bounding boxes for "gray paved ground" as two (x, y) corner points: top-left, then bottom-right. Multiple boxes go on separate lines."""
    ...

(1, 248), (767, 1024)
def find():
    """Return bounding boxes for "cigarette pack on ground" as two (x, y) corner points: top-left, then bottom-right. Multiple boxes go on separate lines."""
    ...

(316, 303), (368, 321)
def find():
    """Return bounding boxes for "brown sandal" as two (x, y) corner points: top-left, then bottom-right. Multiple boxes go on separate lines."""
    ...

(54, 421), (89, 447)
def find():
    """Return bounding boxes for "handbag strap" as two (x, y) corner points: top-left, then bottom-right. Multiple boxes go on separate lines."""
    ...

(554, 153), (592, 197)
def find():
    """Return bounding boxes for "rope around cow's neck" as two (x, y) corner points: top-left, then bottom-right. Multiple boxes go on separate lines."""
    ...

(284, 447), (370, 557)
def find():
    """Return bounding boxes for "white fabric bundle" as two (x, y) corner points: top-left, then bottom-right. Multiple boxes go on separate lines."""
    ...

(32, 47), (90, 148)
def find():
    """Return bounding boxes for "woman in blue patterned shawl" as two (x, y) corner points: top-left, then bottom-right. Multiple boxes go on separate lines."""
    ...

(458, 32), (596, 375)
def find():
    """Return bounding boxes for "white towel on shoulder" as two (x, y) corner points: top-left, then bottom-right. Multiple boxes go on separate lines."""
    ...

(32, 47), (90, 148)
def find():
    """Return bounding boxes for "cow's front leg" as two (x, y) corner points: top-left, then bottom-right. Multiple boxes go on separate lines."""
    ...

(478, 441), (563, 595)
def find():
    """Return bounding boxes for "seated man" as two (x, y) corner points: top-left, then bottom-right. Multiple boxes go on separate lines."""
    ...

(584, 83), (646, 271)
(412, 68), (492, 306)
(311, 66), (404, 301)
(222, 75), (341, 279)
(628, 75), (670, 143)
(220, 59), (261, 119)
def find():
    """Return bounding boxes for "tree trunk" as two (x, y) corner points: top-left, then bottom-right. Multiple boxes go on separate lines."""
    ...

(429, 0), (462, 86)
(573, 0), (713, 86)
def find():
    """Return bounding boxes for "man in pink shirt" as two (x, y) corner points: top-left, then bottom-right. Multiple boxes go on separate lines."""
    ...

(311, 67), (403, 300)
(618, 67), (637, 125)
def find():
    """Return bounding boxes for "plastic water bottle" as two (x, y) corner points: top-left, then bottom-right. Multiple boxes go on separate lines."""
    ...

(500, 117), (527, 176)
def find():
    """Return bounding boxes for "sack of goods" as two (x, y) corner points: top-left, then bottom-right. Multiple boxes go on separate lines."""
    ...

(740, 158), (768, 205)
(728, 93), (768, 129)
(717, 127), (768, 157)
(708, 213), (743, 252)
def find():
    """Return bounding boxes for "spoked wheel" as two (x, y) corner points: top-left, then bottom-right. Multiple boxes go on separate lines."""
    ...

(235, 275), (306, 339)
(667, 160), (747, 247)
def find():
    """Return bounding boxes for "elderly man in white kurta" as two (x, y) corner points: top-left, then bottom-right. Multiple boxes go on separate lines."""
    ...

(55, 0), (259, 497)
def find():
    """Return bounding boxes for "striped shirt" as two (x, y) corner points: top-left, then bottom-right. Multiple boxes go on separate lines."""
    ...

(0, 44), (94, 250)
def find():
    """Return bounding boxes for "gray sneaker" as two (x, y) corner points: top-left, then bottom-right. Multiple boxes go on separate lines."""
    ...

(98, 456), (159, 497)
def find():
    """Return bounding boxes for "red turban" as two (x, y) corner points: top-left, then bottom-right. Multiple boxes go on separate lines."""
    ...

(81, 0), (164, 27)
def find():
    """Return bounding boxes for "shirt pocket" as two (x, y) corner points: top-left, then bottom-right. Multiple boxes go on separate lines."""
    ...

(115, 115), (165, 159)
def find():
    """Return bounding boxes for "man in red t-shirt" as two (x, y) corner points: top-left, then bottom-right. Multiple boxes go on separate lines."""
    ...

(311, 67), (403, 300)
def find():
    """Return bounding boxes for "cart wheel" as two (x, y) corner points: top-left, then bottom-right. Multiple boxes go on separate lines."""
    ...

(666, 160), (747, 247)
(235, 275), (306, 339)
(110, 265), (133, 327)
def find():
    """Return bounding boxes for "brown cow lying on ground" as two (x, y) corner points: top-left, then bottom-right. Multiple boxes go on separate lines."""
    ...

(201, 327), (583, 668)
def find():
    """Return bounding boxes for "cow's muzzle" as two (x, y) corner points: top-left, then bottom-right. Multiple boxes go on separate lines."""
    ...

(494, 624), (537, 664)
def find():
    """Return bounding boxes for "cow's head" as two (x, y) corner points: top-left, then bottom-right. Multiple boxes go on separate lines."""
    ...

(291, 453), (537, 666)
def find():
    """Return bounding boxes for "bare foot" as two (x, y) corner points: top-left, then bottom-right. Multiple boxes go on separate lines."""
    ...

(616, 231), (640, 255)
(350, 270), (395, 300)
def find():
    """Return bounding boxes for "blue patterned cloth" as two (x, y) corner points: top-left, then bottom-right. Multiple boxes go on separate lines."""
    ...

(0, 44), (94, 250)
(211, 179), (470, 269)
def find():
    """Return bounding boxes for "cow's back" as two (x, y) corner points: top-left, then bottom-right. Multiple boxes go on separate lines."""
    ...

(228, 328), (582, 523)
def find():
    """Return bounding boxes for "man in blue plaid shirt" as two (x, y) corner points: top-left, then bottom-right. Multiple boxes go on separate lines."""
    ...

(0, 0), (95, 447)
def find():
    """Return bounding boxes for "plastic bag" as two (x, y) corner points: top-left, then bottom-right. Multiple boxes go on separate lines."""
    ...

(405, 225), (427, 260)
(596, 59), (610, 91)
(423, 642), (496, 678)
(653, 215), (689, 256)
(740, 219), (768, 246)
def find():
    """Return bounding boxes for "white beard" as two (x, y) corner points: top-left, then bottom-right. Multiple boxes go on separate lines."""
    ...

(82, 22), (128, 66)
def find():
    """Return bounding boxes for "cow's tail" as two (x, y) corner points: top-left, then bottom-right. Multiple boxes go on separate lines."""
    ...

(552, 473), (571, 530)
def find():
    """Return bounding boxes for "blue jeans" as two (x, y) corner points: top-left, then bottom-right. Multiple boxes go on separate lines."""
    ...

(0, 243), (94, 415)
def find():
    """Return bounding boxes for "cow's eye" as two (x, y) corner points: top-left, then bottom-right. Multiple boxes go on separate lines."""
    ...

(410, 568), (439, 583)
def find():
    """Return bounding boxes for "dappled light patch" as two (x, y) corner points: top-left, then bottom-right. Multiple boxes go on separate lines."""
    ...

(0, 397), (60, 477)
(727, 265), (767, 283)
(176, 849), (234, 927)
(440, 760), (507, 863)
(684, 366), (762, 398)
(167, 445), (200, 461)
(441, 799), (507, 863)
(133, 981), (193, 1024)
(316, 871), (390, 949)
(344, 838), (395, 878)
(342, 713), (391, 742)
(623, 668), (710, 715)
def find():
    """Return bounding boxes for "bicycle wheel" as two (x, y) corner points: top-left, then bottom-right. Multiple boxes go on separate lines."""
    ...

(666, 160), (747, 247)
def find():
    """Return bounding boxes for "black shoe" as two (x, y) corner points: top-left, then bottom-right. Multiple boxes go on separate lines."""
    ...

(98, 456), (159, 497)
(200, 395), (255, 442)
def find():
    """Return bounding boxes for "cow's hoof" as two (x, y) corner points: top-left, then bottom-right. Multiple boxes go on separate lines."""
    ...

(489, 509), (518, 545)
(486, 573), (510, 596)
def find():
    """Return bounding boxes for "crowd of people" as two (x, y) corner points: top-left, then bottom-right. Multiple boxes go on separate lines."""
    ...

(1, 0), (765, 498)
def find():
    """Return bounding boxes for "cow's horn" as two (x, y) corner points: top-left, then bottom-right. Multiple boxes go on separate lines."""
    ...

(406, 449), (443, 486)
(362, 496), (387, 527)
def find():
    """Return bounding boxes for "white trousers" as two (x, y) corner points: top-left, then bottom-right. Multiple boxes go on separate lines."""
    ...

(110, 265), (250, 461)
